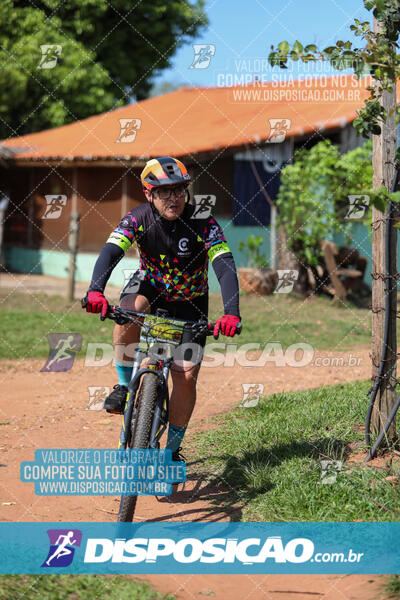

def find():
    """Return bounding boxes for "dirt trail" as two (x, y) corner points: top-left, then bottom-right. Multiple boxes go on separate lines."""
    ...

(141, 573), (383, 600)
(0, 350), (386, 599)
(0, 348), (371, 521)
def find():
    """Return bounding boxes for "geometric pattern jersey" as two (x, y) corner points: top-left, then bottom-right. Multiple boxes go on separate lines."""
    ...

(106, 202), (231, 302)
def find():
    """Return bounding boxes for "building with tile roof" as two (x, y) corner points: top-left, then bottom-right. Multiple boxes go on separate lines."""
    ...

(0, 75), (370, 288)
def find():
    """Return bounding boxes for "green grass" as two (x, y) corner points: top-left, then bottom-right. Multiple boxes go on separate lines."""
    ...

(0, 574), (174, 600)
(189, 380), (400, 522)
(385, 575), (400, 598)
(0, 306), (114, 360)
(208, 292), (372, 350)
(0, 289), (371, 359)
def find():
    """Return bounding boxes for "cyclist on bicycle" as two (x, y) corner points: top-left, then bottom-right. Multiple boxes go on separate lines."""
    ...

(84, 156), (241, 460)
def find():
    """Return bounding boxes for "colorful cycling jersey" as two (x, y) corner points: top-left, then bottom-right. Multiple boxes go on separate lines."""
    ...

(106, 202), (231, 302)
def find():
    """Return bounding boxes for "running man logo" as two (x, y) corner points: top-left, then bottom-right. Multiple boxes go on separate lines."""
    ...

(319, 460), (343, 485)
(345, 195), (370, 219)
(42, 529), (82, 567)
(191, 195), (216, 219)
(116, 118), (142, 143)
(42, 195), (67, 219)
(240, 383), (264, 408)
(190, 44), (216, 69)
(41, 334), (82, 372)
(122, 269), (145, 294)
(267, 118), (291, 143)
(37, 45), (62, 69)
(86, 386), (110, 410)
(274, 270), (299, 294)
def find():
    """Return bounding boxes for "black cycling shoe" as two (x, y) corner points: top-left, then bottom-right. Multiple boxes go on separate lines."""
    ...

(171, 447), (186, 464)
(104, 384), (128, 414)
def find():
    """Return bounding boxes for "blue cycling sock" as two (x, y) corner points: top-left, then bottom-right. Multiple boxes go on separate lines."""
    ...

(166, 424), (187, 453)
(116, 362), (133, 387)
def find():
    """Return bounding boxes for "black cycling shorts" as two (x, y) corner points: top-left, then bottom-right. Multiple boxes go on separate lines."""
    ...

(120, 271), (208, 360)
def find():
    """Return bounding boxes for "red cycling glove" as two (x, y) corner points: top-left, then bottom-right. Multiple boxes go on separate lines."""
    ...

(213, 315), (241, 338)
(85, 291), (109, 320)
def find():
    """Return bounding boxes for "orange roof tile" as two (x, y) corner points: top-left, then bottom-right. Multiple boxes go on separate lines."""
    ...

(2, 75), (375, 163)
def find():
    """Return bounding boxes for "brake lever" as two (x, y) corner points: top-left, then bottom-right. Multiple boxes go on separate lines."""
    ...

(110, 306), (135, 326)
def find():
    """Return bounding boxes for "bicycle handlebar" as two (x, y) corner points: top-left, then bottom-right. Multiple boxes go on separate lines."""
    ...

(81, 298), (241, 338)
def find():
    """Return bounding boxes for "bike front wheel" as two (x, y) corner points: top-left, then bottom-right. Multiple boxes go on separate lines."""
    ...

(117, 372), (158, 522)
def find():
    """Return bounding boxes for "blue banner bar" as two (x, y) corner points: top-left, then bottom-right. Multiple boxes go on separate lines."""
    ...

(0, 522), (398, 574)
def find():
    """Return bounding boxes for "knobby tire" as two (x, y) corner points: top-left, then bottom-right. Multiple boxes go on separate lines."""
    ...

(117, 372), (158, 522)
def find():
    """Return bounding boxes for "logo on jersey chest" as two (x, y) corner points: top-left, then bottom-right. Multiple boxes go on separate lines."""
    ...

(177, 237), (191, 256)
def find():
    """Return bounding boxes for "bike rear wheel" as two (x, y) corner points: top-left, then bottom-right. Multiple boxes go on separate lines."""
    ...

(117, 372), (158, 522)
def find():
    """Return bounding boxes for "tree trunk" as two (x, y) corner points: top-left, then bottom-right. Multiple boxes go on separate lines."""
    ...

(276, 224), (298, 271)
(276, 225), (310, 295)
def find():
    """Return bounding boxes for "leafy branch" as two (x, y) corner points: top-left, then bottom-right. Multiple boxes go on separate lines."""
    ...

(238, 235), (268, 269)
(268, 0), (400, 140)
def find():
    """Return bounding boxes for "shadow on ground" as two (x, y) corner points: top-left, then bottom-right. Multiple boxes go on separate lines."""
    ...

(145, 437), (349, 523)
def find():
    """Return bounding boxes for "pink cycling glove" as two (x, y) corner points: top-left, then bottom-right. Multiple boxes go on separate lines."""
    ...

(85, 291), (108, 320)
(213, 315), (241, 338)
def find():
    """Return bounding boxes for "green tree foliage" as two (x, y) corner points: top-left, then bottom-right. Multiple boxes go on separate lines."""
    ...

(276, 140), (373, 266)
(0, 0), (207, 138)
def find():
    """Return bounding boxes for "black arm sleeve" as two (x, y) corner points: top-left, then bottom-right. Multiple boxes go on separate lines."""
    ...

(212, 253), (241, 318)
(88, 243), (125, 293)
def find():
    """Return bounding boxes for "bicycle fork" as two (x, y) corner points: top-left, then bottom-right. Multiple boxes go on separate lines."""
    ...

(118, 351), (143, 450)
(117, 353), (170, 450)
(149, 362), (170, 449)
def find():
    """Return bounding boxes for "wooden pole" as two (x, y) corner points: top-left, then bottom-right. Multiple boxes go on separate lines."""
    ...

(67, 168), (79, 301)
(27, 169), (34, 248)
(371, 16), (398, 440)
(67, 212), (80, 301)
